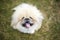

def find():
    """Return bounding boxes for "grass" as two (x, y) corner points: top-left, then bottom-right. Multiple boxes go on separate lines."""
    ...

(0, 0), (60, 40)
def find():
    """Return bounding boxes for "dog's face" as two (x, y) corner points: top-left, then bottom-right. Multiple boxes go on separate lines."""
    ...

(11, 3), (44, 34)
(18, 11), (38, 29)
(20, 17), (34, 28)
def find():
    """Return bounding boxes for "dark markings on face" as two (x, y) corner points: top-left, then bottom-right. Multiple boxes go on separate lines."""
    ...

(22, 17), (24, 19)
(21, 17), (33, 20)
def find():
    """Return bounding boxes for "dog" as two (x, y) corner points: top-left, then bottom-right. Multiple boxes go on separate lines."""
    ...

(11, 3), (44, 34)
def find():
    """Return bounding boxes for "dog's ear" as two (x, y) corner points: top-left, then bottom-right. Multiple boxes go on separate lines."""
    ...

(11, 15), (20, 26)
(39, 15), (44, 19)
(11, 16), (19, 28)
(37, 11), (44, 20)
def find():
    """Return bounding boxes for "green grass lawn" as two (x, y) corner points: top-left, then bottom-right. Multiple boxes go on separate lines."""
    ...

(0, 0), (60, 40)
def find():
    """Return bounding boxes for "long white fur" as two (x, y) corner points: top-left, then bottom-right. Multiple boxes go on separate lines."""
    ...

(11, 3), (44, 34)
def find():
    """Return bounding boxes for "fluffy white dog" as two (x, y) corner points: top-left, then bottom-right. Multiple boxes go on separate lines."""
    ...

(11, 3), (44, 34)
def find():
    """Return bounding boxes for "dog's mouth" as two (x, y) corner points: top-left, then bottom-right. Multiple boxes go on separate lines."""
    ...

(22, 21), (33, 28)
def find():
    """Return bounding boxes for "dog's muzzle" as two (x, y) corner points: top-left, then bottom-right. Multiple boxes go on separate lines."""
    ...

(22, 18), (33, 28)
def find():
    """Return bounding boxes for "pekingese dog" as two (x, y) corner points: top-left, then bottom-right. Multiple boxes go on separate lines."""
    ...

(11, 3), (44, 34)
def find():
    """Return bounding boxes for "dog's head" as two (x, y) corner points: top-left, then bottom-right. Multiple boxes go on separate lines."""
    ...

(11, 3), (44, 34)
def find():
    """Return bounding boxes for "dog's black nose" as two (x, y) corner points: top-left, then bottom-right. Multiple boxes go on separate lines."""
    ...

(26, 21), (29, 23)
(25, 18), (29, 20)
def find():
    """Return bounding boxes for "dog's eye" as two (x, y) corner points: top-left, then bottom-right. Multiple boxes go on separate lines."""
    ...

(22, 17), (24, 19)
(30, 17), (33, 19)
